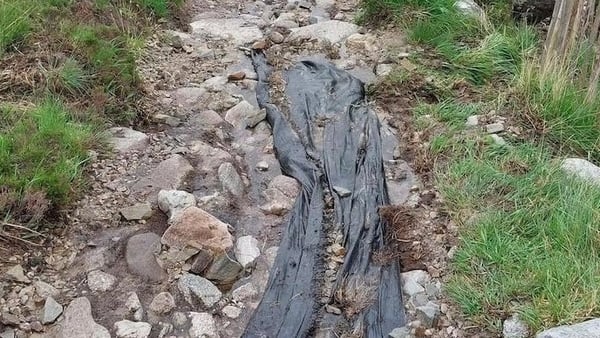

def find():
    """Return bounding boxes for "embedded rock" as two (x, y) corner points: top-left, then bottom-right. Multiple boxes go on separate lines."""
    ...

(178, 273), (222, 307)
(56, 297), (110, 338)
(287, 20), (359, 44)
(107, 127), (149, 154)
(126, 233), (166, 282)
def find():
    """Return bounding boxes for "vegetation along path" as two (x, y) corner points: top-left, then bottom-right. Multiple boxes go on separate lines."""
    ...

(3, 0), (600, 337)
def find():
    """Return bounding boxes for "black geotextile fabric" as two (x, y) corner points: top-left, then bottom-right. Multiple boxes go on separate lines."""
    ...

(243, 52), (406, 338)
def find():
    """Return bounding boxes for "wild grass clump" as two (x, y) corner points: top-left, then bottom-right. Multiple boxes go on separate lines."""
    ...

(0, 0), (35, 53)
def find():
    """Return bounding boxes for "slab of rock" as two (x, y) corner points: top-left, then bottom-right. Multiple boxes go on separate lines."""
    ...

(376, 63), (394, 77)
(120, 203), (153, 221)
(126, 233), (166, 282)
(5, 265), (30, 283)
(0, 329), (14, 338)
(203, 253), (243, 285)
(188, 312), (218, 338)
(416, 302), (440, 328)
(222, 305), (241, 319)
(197, 110), (224, 126)
(190, 249), (214, 275)
(561, 158), (600, 186)
(466, 115), (479, 126)
(287, 20), (359, 44)
(56, 297), (110, 338)
(87, 270), (117, 292)
(107, 127), (149, 154)
(190, 18), (263, 46)
(41, 296), (63, 324)
(225, 100), (260, 129)
(234, 236), (261, 268)
(218, 163), (244, 197)
(536, 318), (600, 337)
(232, 283), (259, 302)
(34, 281), (59, 298)
(503, 314), (529, 338)
(149, 292), (175, 314)
(201, 76), (228, 93)
(486, 122), (505, 134)
(171, 87), (206, 106)
(157, 190), (196, 218)
(161, 206), (233, 254)
(114, 320), (152, 338)
(125, 292), (144, 321)
(260, 175), (300, 215)
(189, 141), (234, 172)
(401, 270), (431, 286)
(178, 273), (222, 307)
(132, 155), (194, 196)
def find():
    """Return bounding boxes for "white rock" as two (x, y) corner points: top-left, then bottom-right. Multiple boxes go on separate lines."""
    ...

(114, 320), (152, 338)
(188, 312), (218, 338)
(149, 292), (176, 314)
(225, 100), (260, 129)
(376, 64), (394, 77)
(401, 270), (431, 285)
(190, 18), (263, 46)
(466, 115), (479, 126)
(503, 314), (529, 338)
(491, 134), (507, 146)
(455, 0), (485, 18)
(561, 158), (600, 186)
(234, 236), (261, 268)
(222, 305), (242, 319)
(125, 292), (144, 321)
(157, 190), (196, 218)
(107, 127), (149, 154)
(316, 0), (335, 10)
(536, 318), (600, 338)
(287, 20), (359, 44)
(389, 327), (411, 338)
(41, 296), (63, 324)
(87, 270), (117, 292)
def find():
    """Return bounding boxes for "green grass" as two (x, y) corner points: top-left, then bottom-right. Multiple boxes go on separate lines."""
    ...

(0, 100), (94, 216)
(0, 0), (34, 53)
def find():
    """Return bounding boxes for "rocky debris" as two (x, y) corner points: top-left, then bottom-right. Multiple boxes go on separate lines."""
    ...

(287, 20), (359, 44)
(561, 158), (600, 186)
(234, 236), (261, 268)
(260, 175), (300, 215)
(486, 122), (505, 134)
(161, 206), (234, 254)
(126, 292), (144, 321)
(389, 327), (410, 338)
(222, 305), (242, 319)
(232, 282), (258, 302)
(34, 281), (59, 298)
(107, 127), (149, 154)
(126, 232), (167, 281)
(120, 203), (153, 221)
(189, 312), (218, 338)
(87, 270), (117, 292)
(503, 314), (529, 338)
(416, 301), (441, 328)
(189, 18), (263, 46)
(4, 265), (30, 283)
(536, 318), (600, 337)
(149, 292), (176, 314)
(178, 273), (222, 307)
(57, 297), (110, 338)
(157, 190), (196, 218)
(41, 296), (63, 324)
(218, 163), (245, 197)
(225, 100), (261, 129)
(132, 155), (194, 196)
(203, 253), (243, 284)
(466, 115), (479, 126)
(114, 320), (152, 338)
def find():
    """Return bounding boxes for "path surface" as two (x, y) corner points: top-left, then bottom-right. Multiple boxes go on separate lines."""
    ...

(0, 1), (469, 337)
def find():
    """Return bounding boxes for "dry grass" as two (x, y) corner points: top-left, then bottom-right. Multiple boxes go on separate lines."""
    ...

(334, 277), (378, 318)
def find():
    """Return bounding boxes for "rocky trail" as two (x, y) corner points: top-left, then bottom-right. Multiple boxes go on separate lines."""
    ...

(0, 1), (468, 337)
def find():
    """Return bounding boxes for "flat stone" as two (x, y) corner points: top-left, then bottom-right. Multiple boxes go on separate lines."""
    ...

(125, 292), (144, 321)
(120, 203), (153, 221)
(225, 100), (261, 129)
(190, 18), (263, 46)
(561, 158), (600, 186)
(455, 0), (485, 18)
(486, 122), (505, 134)
(201, 76), (228, 92)
(204, 253), (243, 285)
(232, 283), (258, 302)
(287, 20), (359, 44)
(466, 115), (479, 126)
(161, 206), (233, 254)
(189, 249), (214, 275)
(246, 108), (266, 128)
(132, 155), (194, 196)
(503, 314), (529, 338)
(114, 320), (152, 338)
(403, 279), (425, 297)
(34, 281), (59, 298)
(415, 302), (440, 328)
(0, 329), (14, 338)
(222, 305), (241, 319)
(0, 313), (19, 326)
(178, 273), (222, 307)
(5, 265), (30, 283)
(389, 326), (410, 338)
(274, 19), (299, 29)
(126, 233), (167, 282)
(536, 318), (600, 337)
(107, 127), (149, 154)
(149, 292), (176, 314)
(218, 163), (244, 197)
(157, 190), (196, 218)
(87, 270), (117, 292)
(197, 110), (224, 126)
(189, 141), (233, 172)
(41, 296), (63, 324)
(235, 236), (261, 268)
(316, 0), (335, 9)
(57, 297), (110, 338)
(188, 312), (218, 338)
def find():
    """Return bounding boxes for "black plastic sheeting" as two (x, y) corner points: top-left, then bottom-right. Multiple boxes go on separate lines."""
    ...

(243, 52), (405, 338)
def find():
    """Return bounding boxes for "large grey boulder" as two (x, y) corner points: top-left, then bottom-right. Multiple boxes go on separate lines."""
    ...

(561, 158), (600, 186)
(537, 318), (600, 337)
